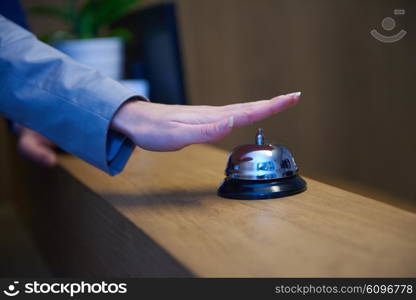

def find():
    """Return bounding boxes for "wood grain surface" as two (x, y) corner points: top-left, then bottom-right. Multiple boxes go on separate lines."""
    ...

(40, 144), (416, 277)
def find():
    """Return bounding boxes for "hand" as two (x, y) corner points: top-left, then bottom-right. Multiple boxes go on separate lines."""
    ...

(111, 92), (301, 151)
(16, 125), (57, 167)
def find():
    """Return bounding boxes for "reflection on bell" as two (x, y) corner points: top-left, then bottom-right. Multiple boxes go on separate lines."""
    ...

(217, 128), (307, 200)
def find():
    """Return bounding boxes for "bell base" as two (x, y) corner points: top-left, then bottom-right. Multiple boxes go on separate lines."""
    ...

(217, 175), (307, 200)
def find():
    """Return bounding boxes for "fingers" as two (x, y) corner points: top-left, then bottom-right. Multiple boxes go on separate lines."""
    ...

(196, 92), (300, 112)
(232, 92), (300, 127)
(179, 116), (234, 145)
(184, 92), (301, 125)
(182, 92), (299, 145)
(18, 130), (57, 167)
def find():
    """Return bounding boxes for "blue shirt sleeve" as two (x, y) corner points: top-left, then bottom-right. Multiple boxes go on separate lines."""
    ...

(0, 15), (148, 175)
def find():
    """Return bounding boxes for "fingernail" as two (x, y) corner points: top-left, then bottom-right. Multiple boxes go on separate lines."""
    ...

(286, 91), (301, 97)
(228, 116), (234, 128)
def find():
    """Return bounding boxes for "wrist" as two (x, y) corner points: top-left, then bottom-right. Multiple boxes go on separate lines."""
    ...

(111, 100), (137, 138)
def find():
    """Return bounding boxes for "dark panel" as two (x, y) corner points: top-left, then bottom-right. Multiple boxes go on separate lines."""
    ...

(117, 2), (187, 105)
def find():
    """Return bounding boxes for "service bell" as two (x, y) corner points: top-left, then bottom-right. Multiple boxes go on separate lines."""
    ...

(217, 128), (306, 199)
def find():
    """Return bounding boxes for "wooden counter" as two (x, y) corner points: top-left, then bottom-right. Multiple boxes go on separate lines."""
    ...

(22, 144), (416, 277)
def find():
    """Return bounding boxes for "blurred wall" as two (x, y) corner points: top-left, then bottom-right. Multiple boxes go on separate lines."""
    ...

(20, 0), (416, 209)
(176, 0), (416, 209)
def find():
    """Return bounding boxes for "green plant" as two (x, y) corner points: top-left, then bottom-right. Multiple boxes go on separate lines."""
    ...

(30, 0), (141, 42)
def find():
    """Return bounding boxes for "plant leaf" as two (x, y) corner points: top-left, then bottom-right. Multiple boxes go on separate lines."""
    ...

(87, 0), (141, 29)
(108, 27), (134, 42)
(31, 0), (142, 40)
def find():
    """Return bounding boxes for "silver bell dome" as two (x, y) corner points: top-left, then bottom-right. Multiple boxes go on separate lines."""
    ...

(225, 128), (299, 180)
(218, 128), (307, 200)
